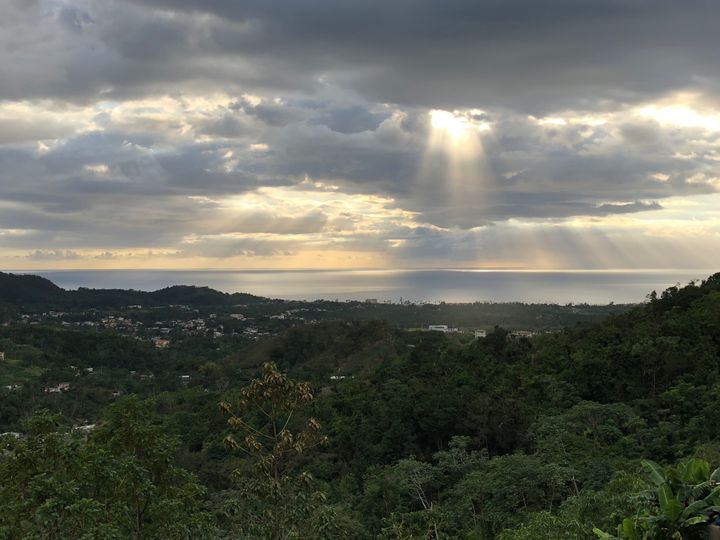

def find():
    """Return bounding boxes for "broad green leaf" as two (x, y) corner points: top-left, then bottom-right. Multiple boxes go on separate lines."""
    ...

(658, 484), (682, 522)
(657, 483), (674, 510)
(621, 517), (640, 540)
(681, 515), (708, 528)
(680, 499), (708, 520)
(683, 459), (710, 484)
(705, 486), (720, 504)
(710, 467), (720, 482)
(642, 460), (666, 486)
(593, 527), (617, 539)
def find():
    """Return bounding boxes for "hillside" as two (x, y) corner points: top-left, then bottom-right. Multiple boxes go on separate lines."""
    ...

(0, 272), (264, 308)
(0, 273), (719, 538)
(0, 272), (64, 304)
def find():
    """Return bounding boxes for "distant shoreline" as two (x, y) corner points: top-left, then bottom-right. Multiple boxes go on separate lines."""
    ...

(15, 268), (711, 305)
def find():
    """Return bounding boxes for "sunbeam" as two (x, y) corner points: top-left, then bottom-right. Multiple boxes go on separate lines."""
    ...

(416, 109), (494, 229)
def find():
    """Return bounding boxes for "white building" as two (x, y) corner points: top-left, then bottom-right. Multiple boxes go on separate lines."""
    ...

(428, 325), (460, 333)
(428, 325), (449, 332)
(45, 382), (71, 393)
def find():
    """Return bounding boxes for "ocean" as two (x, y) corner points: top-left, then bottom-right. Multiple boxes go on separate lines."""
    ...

(26, 269), (715, 305)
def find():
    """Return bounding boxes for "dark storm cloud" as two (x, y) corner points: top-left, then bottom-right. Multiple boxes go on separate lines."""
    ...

(112, 0), (720, 111)
(2, 0), (719, 110)
(235, 99), (308, 127)
(313, 106), (389, 134)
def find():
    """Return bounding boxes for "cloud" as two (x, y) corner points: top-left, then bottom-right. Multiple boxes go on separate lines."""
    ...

(103, 0), (720, 112)
(314, 106), (389, 134)
(0, 1), (719, 269)
(175, 235), (294, 258)
(0, 0), (717, 111)
(27, 249), (83, 260)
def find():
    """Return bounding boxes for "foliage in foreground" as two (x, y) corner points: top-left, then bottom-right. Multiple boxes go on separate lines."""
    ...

(0, 399), (213, 539)
(1, 274), (720, 538)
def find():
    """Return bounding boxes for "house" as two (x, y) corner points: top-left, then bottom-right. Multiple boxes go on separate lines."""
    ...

(152, 337), (170, 348)
(179, 375), (191, 385)
(0, 351), (4, 361)
(509, 330), (536, 339)
(45, 382), (71, 393)
(474, 330), (487, 339)
(428, 325), (459, 333)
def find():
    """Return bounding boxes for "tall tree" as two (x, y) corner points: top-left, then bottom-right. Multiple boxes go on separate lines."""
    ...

(220, 362), (331, 539)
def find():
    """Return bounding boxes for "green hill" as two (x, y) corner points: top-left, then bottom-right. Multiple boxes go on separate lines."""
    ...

(0, 272), (65, 305)
(0, 272), (264, 308)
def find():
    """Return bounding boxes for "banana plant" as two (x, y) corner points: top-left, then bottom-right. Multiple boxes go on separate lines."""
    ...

(594, 458), (720, 540)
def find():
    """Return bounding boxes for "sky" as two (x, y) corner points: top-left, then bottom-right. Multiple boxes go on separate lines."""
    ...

(1, 0), (720, 270)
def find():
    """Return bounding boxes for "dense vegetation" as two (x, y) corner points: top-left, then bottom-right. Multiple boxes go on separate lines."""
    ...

(1, 273), (719, 538)
(0, 271), (264, 309)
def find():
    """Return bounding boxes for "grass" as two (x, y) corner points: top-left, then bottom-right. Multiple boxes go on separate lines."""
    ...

(0, 357), (44, 386)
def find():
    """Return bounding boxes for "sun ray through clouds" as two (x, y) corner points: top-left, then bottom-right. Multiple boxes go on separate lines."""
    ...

(415, 109), (494, 231)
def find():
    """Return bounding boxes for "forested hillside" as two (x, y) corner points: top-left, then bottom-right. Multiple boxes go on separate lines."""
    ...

(1, 274), (719, 538)
(0, 272), (264, 309)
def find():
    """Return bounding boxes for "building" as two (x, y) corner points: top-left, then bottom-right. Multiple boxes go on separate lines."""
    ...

(474, 329), (487, 339)
(428, 324), (449, 332)
(509, 330), (536, 339)
(0, 351), (4, 361)
(45, 382), (71, 393)
(152, 337), (170, 348)
(428, 325), (460, 333)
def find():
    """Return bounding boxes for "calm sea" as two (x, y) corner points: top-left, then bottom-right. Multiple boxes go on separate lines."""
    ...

(25, 269), (715, 305)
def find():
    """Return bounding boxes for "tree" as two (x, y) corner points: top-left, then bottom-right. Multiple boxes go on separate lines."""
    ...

(91, 396), (213, 539)
(0, 401), (212, 539)
(219, 362), (330, 539)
